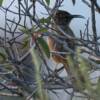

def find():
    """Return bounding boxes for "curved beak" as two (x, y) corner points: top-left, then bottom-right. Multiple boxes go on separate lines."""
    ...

(71, 15), (85, 19)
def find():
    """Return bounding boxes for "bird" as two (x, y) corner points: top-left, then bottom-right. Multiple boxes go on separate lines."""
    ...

(48, 10), (84, 67)
(47, 10), (85, 85)
(53, 10), (84, 26)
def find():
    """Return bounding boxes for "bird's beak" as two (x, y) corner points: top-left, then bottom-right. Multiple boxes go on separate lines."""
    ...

(71, 15), (85, 19)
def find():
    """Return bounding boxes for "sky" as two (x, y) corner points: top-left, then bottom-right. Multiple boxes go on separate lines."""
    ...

(0, 0), (100, 38)
(34, 0), (100, 37)
(0, 0), (100, 37)
(60, 0), (100, 36)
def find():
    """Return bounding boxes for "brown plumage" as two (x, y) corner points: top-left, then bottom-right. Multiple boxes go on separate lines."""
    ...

(48, 10), (81, 66)
(47, 10), (85, 85)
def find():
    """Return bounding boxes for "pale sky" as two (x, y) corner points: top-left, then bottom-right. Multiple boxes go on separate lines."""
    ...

(1, 0), (100, 37)
(35, 0), (100, 36)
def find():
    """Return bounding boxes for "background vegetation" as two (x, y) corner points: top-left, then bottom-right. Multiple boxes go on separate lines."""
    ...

(0, 0), (99, 100)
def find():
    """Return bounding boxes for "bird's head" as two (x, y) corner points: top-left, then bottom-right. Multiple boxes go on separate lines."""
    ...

(53, 10), (84, 26)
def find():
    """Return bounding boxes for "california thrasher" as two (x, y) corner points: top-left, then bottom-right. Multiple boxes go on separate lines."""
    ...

(47, 10), (85, 85)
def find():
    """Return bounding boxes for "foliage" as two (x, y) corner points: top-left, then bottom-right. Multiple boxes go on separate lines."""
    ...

(0, 0), (3, 6)
(0, 0), (99, 100)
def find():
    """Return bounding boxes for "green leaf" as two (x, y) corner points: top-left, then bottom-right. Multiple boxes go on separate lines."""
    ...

(21, 39), (29, 49)
(19, 27), (30, 35)
(45, 0), (50, 6)
(30, 47), (45, 100)
(0, 0), (3, 6)
(37, 37), (50, 58)
(0, 48), (7, 63)
(38, 28), (48, 33)
(40, 18), (45, 24)
(40, 17), (51, 24)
